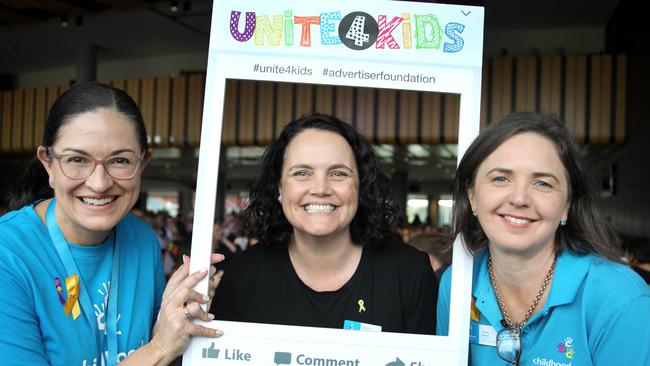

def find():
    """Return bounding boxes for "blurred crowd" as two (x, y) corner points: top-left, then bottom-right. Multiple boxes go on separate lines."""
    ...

(131, 208), (650, 287)
(130, 208), (256, 279)
(131, 207), (457, 282)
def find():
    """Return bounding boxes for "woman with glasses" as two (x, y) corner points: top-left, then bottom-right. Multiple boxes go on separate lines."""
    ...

(437, 112), (650, 365)
(0, 83), (223, 365)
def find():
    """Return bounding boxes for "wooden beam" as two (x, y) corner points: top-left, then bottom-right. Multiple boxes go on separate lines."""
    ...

(355, 87), (374, 140)
(33, 87), (47, 149)
(421, 92), (442, 144)
(398, 90), (419, 144)
(314, 85), (333, 116)
(442, 94), (460, 143)
(237, 80), (255, 146)
(222, 80), (238, 146)
(376, 89), (396, 144)
(294, 84), (314, 118)
(186, 73), (204, 147)
(614, 55), (626, 144)
(1, 91), (12, 152)
(589, 56), (603, 144)
(22, 89), (35, 151)
(170, 75), (186, 147)
(11, 90), (23, 152)
(599, 55), (613, 144)
(334, 86), (354, 127)
(140, 78), (155, 143)
(153, 77), (170, 147)
(275, 83), (294, 136)
(255, 81), (274, 146)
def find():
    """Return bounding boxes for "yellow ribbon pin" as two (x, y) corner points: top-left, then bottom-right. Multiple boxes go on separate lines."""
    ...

(357, 299), (366, 313)
(63, 274), (81, 320)
(470, 297), (480, 322)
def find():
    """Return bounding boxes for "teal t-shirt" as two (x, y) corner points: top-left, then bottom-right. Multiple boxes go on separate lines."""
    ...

(437, 248), (650, 366)
(0, 204), (166, 366)
(68, 234), (114, 341)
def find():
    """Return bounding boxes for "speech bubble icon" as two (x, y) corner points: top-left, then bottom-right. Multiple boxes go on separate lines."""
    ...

(274, 351), (292, 365)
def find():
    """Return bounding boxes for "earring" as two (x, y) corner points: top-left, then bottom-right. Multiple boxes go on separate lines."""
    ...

(278, 195), (282, 203)
(472, 210), (478, 217)
(560, 220), (567, 226)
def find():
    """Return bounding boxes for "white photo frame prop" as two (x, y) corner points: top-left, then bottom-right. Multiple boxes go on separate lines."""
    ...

(186, 1), (484, 365)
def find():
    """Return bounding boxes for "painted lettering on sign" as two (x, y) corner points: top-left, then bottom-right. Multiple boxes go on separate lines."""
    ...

(229, 10), (466, 53)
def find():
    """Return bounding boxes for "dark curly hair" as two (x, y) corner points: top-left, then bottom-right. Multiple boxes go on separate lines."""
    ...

(243, 114), (396, 248)
(452, 112), (621, 262)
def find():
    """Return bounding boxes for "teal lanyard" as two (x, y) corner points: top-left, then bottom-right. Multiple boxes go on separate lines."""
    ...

(46, 199), (121, 366)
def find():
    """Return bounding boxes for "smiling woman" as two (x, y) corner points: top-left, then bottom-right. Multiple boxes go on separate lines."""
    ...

(468, 132), (570, 258)
(436, 112), (650, 366)
(279, 129), (360, 247)
(36, 108), (146, 245)
(0, 83), (224, 366)
(211, 114), (438, 334)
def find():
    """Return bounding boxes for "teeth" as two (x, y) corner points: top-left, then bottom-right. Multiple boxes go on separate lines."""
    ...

(82, 197), (115, 206)
(304, 204), (335, 213)
(503, 215), (531, 224)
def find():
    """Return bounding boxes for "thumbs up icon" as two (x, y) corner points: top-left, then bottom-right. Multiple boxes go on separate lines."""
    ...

(385, 357), (405, 366)
(201, 342), (220, 359)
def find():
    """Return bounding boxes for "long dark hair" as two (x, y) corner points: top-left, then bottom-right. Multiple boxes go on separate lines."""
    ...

(244, 114), (396, 248)
(8, 83), (148, 210)
(452, 112), (621, 261)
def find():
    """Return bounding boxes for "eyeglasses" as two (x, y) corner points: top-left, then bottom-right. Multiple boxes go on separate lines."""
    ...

(496, 326), (522, 365)
(47, 148), (145, 180)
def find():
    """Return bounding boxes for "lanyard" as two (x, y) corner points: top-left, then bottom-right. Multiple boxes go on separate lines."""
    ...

(46, 199), (121, 366)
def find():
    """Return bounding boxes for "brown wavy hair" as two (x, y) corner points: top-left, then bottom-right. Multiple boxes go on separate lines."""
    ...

(451, 112), (621, 261)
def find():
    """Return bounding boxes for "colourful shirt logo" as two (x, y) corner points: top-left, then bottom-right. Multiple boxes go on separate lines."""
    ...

(556, 337), (576, 360)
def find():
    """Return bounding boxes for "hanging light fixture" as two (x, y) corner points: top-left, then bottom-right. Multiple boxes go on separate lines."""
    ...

(170, 0), (179, 13)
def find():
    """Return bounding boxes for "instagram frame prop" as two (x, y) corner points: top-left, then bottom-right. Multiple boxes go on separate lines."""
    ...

(186, 1), (484, 365)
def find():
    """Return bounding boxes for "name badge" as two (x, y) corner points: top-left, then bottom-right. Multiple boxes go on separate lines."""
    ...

(343, 320), (382, 332)
(470, 322), (497, 347)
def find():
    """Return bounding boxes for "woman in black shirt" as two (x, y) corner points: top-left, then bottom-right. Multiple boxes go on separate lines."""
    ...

(211, 114), (437, 334)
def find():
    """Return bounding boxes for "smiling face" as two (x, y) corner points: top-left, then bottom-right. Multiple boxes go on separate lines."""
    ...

(468, 132), (570, 257)
(279, 129), (359, 241)
(38, 107), (148, 245)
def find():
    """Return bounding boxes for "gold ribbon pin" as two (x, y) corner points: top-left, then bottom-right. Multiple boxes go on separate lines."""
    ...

(63, 274), (81, 320)
(470, 297), (480, 322)
(357, 299), (366, 313)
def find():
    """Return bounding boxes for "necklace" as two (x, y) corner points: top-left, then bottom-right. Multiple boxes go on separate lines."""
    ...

(488, 253), (557, 329)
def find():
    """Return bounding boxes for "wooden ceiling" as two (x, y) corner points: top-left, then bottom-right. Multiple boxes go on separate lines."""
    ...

(0, 0), (156, 26)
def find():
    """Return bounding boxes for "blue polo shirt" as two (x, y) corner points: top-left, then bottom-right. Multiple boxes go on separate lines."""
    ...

(437, 248), (650, 366)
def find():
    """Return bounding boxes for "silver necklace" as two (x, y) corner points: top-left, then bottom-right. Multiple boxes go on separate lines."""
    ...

(488, 254), (557, 328)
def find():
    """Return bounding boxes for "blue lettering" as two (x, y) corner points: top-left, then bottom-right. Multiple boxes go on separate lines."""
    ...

(443, 22), (465, 52)
(320, 11), (342, 45)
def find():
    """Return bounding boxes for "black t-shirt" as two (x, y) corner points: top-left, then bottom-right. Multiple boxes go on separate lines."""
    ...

(210, 237), (437, 334)
(214, 240), (239, 272)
